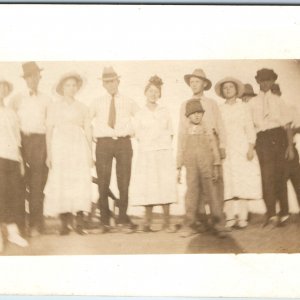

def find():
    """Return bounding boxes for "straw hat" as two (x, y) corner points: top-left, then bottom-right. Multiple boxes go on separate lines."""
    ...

(21, 61), (43, 78)
(55, 72), (85, 96)
(215, 77), (245, 98)
(99, 67), (120, 81)
(0, 78), (13, 97)
(184, 68), (212, 90)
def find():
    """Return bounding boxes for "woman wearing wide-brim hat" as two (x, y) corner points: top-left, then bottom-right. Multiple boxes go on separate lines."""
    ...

(215, 77), (262, 229)
(44, 72), (93, 235)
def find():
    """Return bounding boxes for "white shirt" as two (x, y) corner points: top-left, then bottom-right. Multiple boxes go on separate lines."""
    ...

(90, 92), (140, 138)
(9, 91), (51, 134)
(249, 90), (292, 133)
(0, 106), (21, 162)
(134, 104), (173, 152)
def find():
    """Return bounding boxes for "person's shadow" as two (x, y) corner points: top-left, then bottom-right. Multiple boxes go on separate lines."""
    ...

(186, 232), (245, 254)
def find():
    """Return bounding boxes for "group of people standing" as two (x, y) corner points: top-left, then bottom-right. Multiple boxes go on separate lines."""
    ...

(0, 61), (299, 252)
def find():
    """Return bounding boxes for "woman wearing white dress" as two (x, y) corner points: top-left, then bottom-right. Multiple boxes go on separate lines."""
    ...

(131, 75), (177, 232)
(44, 72), (93, 235)
(215, 77), (262, 229)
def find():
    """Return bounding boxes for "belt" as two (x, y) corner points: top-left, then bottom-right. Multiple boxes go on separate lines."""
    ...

(21, 132), (46, 137)
(96, 136), (130, 141)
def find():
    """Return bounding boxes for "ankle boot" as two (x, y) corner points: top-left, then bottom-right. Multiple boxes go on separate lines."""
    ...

(59, 213), (70, 235)
(76, 211), (87, 235)
(7, 223), (28, 247)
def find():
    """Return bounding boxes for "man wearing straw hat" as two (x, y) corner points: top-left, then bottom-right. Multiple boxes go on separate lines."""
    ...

(90, 67), (140, 234)
(177, 68), (227, 236)
(9, 61), (51, 237)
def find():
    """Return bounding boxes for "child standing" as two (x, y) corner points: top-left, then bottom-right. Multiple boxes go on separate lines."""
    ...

(177, 99), (227, 238)
(131, 75), (177, 232)
(0, 79), (28, 252)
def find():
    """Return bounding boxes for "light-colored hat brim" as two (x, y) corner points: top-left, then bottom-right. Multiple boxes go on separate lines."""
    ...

(55, 72), (86, 96)
(98, 75), (121, 81)
(184, 74), (212, 91)
(0, 79), (13, 97)
(215, 77), (245, 98)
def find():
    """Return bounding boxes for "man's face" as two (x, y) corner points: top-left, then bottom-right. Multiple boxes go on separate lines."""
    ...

(259, 79), (275, 93)
(189, 77), (207, 95)
(24, 72), (41, 92)
(103, 78), (120, 95)
(188, 111), (204, 124)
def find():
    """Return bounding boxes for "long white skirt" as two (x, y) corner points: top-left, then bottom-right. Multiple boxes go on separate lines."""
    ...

(130, 149), (177, 206)
(44, 125), (92, 217)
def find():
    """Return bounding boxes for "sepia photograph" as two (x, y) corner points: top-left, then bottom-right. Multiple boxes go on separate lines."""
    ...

(0, 59), (300, 255)
(1, 4), (300, 297)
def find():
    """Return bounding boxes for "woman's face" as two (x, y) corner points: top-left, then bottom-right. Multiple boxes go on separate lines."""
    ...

(222, 82), (237, 99)
(259, 79), (275, 93)
(145, 84), (160, 103)
(0, 83), (9, 99)
(62, 78), (79, 97)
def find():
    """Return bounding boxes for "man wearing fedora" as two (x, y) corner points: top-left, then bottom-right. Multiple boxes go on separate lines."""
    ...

(177, 68), (226, 233)
(241, 83), (257, 103)
(249, 68), (294, 227)
(90, 67), (139, 233)
(10, 61), (51, 237)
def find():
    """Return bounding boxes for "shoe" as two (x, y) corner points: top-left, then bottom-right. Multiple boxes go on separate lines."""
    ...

(75, 226), (88, 235)
(178, 226), (198, 238)
(7, 224), (29, 247)
(212, 224), (230, 238)
(163, 224), (178, 233)
(142, 225), (156, 233)
(29, 228), (41, 238)
(225, 219), (236, 230)
(280, 214), (290, 226)
(117, 223), (137, 234)
(60, 227), (71, 236)
(235, 220), (248, 229)
(263, 216), (280, 228)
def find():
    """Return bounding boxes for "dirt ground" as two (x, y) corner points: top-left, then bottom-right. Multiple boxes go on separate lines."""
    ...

(2, 214), (300, 255)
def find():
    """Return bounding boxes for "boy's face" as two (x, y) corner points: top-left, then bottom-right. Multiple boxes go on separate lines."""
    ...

(188, 111), (204, 124)
(189, 77), (207, 95)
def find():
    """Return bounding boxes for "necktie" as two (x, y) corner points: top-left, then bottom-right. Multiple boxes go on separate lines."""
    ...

(108, 94), (116, 128)
(263, 93), (270, 118)
(29, 90), (37, 97)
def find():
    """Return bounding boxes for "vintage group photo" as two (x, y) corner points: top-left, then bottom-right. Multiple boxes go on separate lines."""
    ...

(0, 59), (300, 255)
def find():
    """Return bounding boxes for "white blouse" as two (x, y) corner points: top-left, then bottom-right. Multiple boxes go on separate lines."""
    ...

(134, 104), (173, 152)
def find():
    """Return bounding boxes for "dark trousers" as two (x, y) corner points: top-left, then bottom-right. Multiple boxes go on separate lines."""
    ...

(21, 133), (48, 231)
(285, 144), (300, 207)
(95, 137), (133, 225)
(256, 127), (288, 218)
(0, 158), (25, 229)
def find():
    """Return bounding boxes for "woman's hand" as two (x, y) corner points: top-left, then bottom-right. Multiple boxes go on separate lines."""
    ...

(247, 148), (254, 161)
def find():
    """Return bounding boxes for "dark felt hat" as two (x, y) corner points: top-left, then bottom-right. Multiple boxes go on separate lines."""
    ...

(255, 68), (278, 83)
(185, 99), (205, 117)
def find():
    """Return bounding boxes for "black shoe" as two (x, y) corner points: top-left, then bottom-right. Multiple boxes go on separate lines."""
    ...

(75, 226), (88, 235)
(118, 223), (137, 234)
(60, 227), (71, 236)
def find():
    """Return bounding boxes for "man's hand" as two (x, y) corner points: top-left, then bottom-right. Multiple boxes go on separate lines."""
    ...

(177, 168), (182, 184)
(285, 145), (295, 161)
(212, 165), (220, 182)
(219, 148), (226, 160)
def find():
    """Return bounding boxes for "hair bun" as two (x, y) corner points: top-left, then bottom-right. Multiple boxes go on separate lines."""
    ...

(149, 75), (163, 87)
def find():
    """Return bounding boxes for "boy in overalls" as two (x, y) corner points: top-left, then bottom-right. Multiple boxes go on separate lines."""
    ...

(177, 99), (227, 238)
